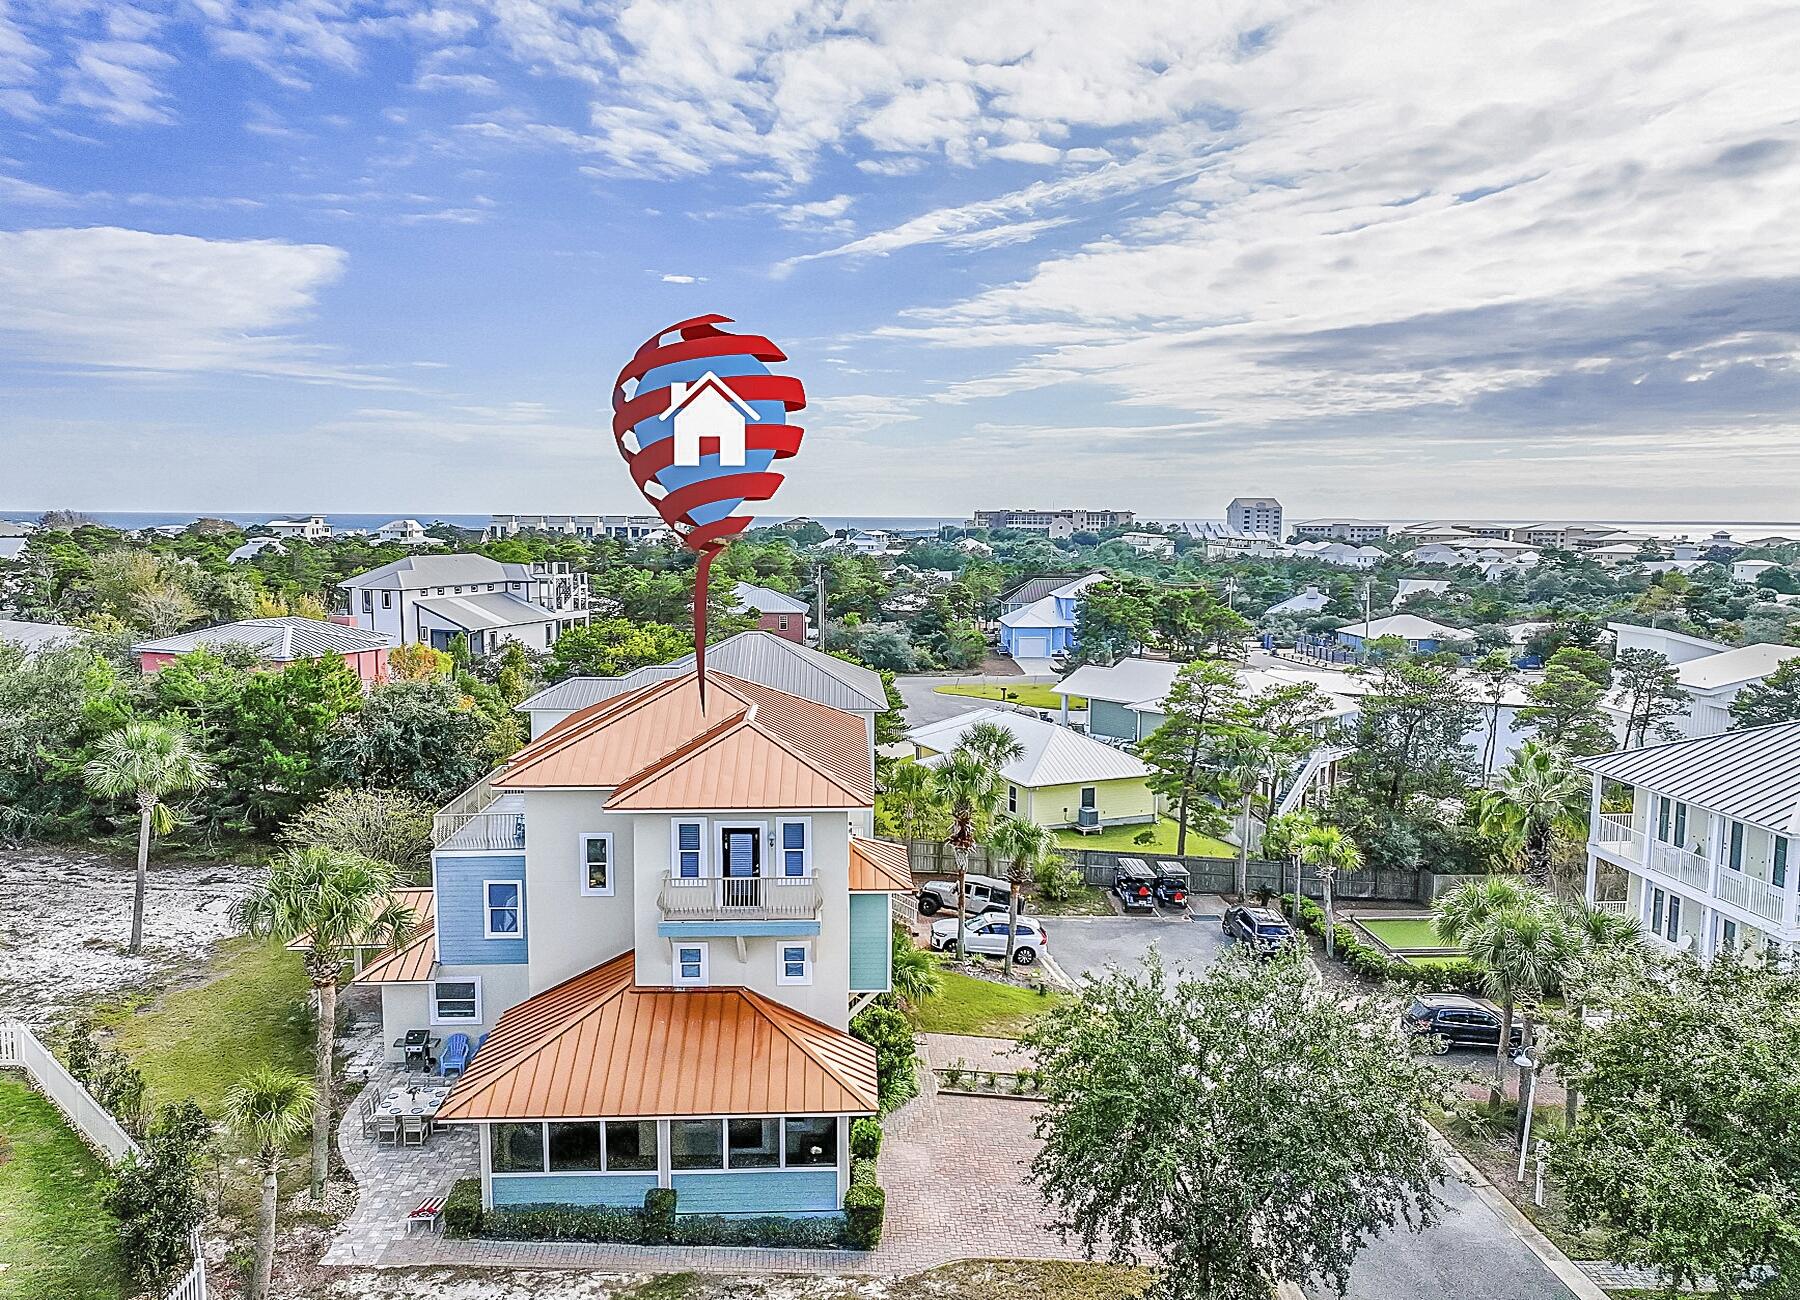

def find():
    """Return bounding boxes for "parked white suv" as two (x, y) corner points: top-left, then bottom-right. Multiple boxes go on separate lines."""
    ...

(917, 873), (1011, 916)
(929, 914), (1048, 965)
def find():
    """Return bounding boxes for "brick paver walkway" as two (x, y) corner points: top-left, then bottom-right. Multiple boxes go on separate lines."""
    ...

(921, 1032), (1032, 1072)
(325, 1067), (1085, 1274)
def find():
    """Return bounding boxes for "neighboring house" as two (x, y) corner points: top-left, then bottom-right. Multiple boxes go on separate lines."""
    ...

(1291, 519), (1391, 543)
(487, 515), (670, 542)
(1116, 531), (1175, 557)
(0, 538), (25, 562)
(1226, 496), (1284, 539)
(0, 618), (80, 654)
(1588, 543), (1649, 566)
(357, 669), (902, 1217)
(733, 582), (810, 643)
(821, 530), (893, 556)
(515, 632), (889, 753)
(133, 617), (393, 684)
(907, 707), (1158, 832)
(1582, 722), (1799, 961)
(1179, 522), (1286, 559)
(1394, 579), (1451, 603)
(1734, 559), (1781, 584)
(1604, 642), (1800, 743)
(1265, 585), (1330, 616)
(1609, 622), (1726, 667)
(265, 515), (331, 540)
(339, 554), (589, 655)
(1335, 614), (1464, 654)
(227, 537), (286, 563)
(377, 519), (431, 545)
(997, 573), (1105, 660)
(1294, 541), (1385, 569)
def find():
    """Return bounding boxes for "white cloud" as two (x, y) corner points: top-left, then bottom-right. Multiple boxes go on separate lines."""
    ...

(0, 226), (369, 381)
(61, 32), (176, 125)
(660, 272), (705, 283)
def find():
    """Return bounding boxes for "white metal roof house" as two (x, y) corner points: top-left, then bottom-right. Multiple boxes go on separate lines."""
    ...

(265, 514), (331, 539)
(1582, 723), (1800, 961)
(1265, 585), (1331, 616)
(227, 537), (286, 563)
(907, 707), (1158, 832)
(1734, 558), (1781, 584)
(376, 519), (431, 545)
(0, 618), (81, 654)
(1603, 642), (1800, 743)
(339, 554), (589, 656)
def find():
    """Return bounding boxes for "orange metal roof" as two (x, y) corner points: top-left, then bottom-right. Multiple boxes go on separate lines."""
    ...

(850, 837), (914, 893)
(349, 889), (438, 984)
(289, 887), (434, 954)
(493, 670), (874, 809)
(434, 953), (879, 1122)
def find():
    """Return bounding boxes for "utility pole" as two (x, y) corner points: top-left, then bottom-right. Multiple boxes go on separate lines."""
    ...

(814, 562), (827, 646)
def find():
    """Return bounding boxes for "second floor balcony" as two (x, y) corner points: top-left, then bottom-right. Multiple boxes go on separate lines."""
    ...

(433, 772), (525, 853)
(658, 872), (822, 922)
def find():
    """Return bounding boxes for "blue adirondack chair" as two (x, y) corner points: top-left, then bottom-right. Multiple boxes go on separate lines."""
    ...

(438, 1032), (472, 1079)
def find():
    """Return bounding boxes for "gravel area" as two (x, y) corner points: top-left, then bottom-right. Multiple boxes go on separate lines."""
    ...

(0, 845), (257, 1025)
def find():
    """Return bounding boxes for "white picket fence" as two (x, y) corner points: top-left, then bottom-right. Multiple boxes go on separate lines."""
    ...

(0, 1020), (208, 1300)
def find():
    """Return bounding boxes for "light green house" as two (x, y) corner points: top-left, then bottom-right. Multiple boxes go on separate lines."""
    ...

(907, 707), (1159, 832)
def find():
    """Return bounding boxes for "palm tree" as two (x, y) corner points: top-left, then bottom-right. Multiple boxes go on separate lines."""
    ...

(224, 1067), (316, 1300)
(958, 719), (1026, 775)
(883, 760), (943, 841)
(1298, 825), (1362, 958)
(1262, 810), (1319, 913)
(1459, 902), (1579, 1107)
(985, 815), (1058, 977)
(889, 924), (943, 1010)
(934, 751), (1007, 961)
(1433, 874), (1537, 947)
(1213, 728), (1272, 900)
(1476, 741), (1589, 891)
(234, 847), (413, 1199)
(84, 720), (215, 955)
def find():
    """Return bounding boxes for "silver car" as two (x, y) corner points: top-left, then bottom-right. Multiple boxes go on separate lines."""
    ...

(929, 914), (1047, 965)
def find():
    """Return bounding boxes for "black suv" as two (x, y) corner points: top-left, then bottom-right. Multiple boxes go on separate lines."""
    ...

(1113, 859), (1158, 911)
(1222, 905), (1294, 955)
(1402, 995), (1525, 1053)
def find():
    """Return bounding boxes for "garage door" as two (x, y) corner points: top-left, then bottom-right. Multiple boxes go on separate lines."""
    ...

(1012, 633), (1052, 659)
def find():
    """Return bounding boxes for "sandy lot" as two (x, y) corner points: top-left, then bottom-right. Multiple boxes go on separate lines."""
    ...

(0, 846), (258, 1025)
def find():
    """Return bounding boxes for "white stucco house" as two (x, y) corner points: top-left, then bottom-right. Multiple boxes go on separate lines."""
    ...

(377, 519), (431, 545)
(340, 554), (590, 656)
(265, 514), (332, 540)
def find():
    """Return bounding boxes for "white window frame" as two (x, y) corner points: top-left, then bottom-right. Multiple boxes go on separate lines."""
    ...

(483, 879), (524, 939)
(776, 940), (813, 986)
(777, 614), (790, 632)
(671, 819), (709, 878)
(579, 833), (615, 897)
(430, 976), (483, 1025)
(673, 941), (709, 986)
(1007, 785), (1018, 814)
(776, 817), (812, 878)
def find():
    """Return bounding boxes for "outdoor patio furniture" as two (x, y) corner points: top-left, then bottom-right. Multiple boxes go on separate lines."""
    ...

(401, 1115), (429, 1146)
(438, 1032), (472, 1080)
(358, 1094), (379, 1140)
(406, 1195), (448, 1235)
(472, 1031), (489, 1059)
(375, 1115), (401, 1147)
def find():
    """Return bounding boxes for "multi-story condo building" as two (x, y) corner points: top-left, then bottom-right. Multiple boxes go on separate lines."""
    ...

(354, 668), (905, 1216)
(1291, 518), (1391, 543)
(1226, 497), (1284, 539)
(1582, 722), (1799, 961)
(971, 508), (1134, 539)
(340, 554), (589, 655)
(487, 514), (670, 543)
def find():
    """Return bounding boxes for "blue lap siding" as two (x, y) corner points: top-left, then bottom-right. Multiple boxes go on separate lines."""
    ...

(671, 1170), (840, 1214)
(434, 853), (529, 965)
(848, 893), (890, 992)
(491, 1173), (658, 1208)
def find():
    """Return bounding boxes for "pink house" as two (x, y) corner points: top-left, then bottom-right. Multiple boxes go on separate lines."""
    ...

(732, 582), (810, 644)
(134, 617), (393, 685)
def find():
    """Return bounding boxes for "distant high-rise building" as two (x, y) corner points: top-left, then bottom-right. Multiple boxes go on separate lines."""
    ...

(1226, 497), (1284, 539)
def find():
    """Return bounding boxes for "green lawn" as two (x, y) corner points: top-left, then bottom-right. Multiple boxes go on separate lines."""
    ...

(1029, 885), (1115, 917)
(98, 935), (315, 1117)
(1056, 817), (1235, 859)
(1357, 917), (1457, 952)
(934, 682), (1083, 710)
(914, 967), (1064, 1037)
(0, 1075), (128, 1300)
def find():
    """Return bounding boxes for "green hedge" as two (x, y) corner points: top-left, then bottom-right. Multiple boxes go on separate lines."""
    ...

(468, 1185), (850, 1248)
(444, 1177), (483, 1238)
(1282, 895), (1484, 993)
(844, 1157), (885, 1250)
(849, 1116), (883, 1160)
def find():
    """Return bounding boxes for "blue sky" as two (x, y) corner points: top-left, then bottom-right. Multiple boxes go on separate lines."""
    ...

(3, 0), (1799, 521)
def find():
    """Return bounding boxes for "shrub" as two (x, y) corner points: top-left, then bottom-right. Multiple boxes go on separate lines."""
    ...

(1280, 894), (1484, 992)
(669, 1214), (845, 1248)
(1132, 828), (1157, 845)
(851, 1004), (919, 1113)
(643, 1186), (678, 1244)
(443, 1177), (483, 1237)
(850, 1155), (879, 1188)
(1033, 855), (1082, 902)
(850, 1116), (883, 1160)
(844, 1179), (886, 1250)
(104, 1141), (205, 1288)
(485, 1203), (647, 1243)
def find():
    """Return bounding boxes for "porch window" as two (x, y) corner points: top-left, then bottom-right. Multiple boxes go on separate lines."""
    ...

(1727, 822), (1744, 871)
(1674, 801), (1688, 846)
(784, 1116), (838, 1168)
(670, 1119), (724, 1170)
(1666, 895), (1681, 942)
(727, 1118), (781, 1169)
(484, 881), (522, 938)
(1651, 888), (1665, 932)
(779, 820), (810, 876)
(605, 1121), (657, 1172)
(491, 1122), (545, 1173)
(1656, 797), (1671, 841)
(673, 942), (708, 986)
(547, 1122), (603, 1173)
(430, 978), (480, 1024)
(673, 821), (705, 877)
(580, 833), (614, 896)
(1776, 837), (1789, 889)
(361, 591), (372, 613)
(1722, 918), (1738, 950)
(381, 591), (391, 608)
(777, 941), (812, 986)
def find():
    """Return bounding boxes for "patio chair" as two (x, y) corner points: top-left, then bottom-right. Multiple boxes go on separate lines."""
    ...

(401, 1115), (428, 1147)
(406, 1194), (448, 1235)
(437, 1032), (472, 1080)
(359, 1095), (380, 1141)
(472, 1031), (490, 1060)
(375, 1115), (401, 1148)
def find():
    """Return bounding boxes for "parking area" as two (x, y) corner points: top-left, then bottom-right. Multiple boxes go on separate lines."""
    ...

(1044, 897), (1234, 983)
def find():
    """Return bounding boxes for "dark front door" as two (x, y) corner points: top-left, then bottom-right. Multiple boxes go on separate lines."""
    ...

(721, 828), (761, 878)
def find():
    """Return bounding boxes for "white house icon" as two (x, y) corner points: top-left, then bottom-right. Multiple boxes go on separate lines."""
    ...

(663, 371), (759, 467)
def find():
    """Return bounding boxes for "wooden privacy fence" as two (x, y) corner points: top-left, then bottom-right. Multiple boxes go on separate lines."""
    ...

(904, 840), (1463, 904)
(0, 1020), (208, 1300)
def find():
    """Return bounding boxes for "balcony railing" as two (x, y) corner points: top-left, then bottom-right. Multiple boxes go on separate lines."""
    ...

(1595, 899), (1631, 916)
(1715, 870), (1789, 925)
(1647, 841), (1711, 892)
(1591, 812), (1643, 860)
(433, 770), (525, 852)
(658, 872), (822, 922)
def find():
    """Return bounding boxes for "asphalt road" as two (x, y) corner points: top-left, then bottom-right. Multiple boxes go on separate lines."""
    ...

(894, 672), (1060, 728)
(1041, 902), (1233, 983)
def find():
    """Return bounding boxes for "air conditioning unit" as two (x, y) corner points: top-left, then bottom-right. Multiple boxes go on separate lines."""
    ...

(1077, 807), (1100, 831)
